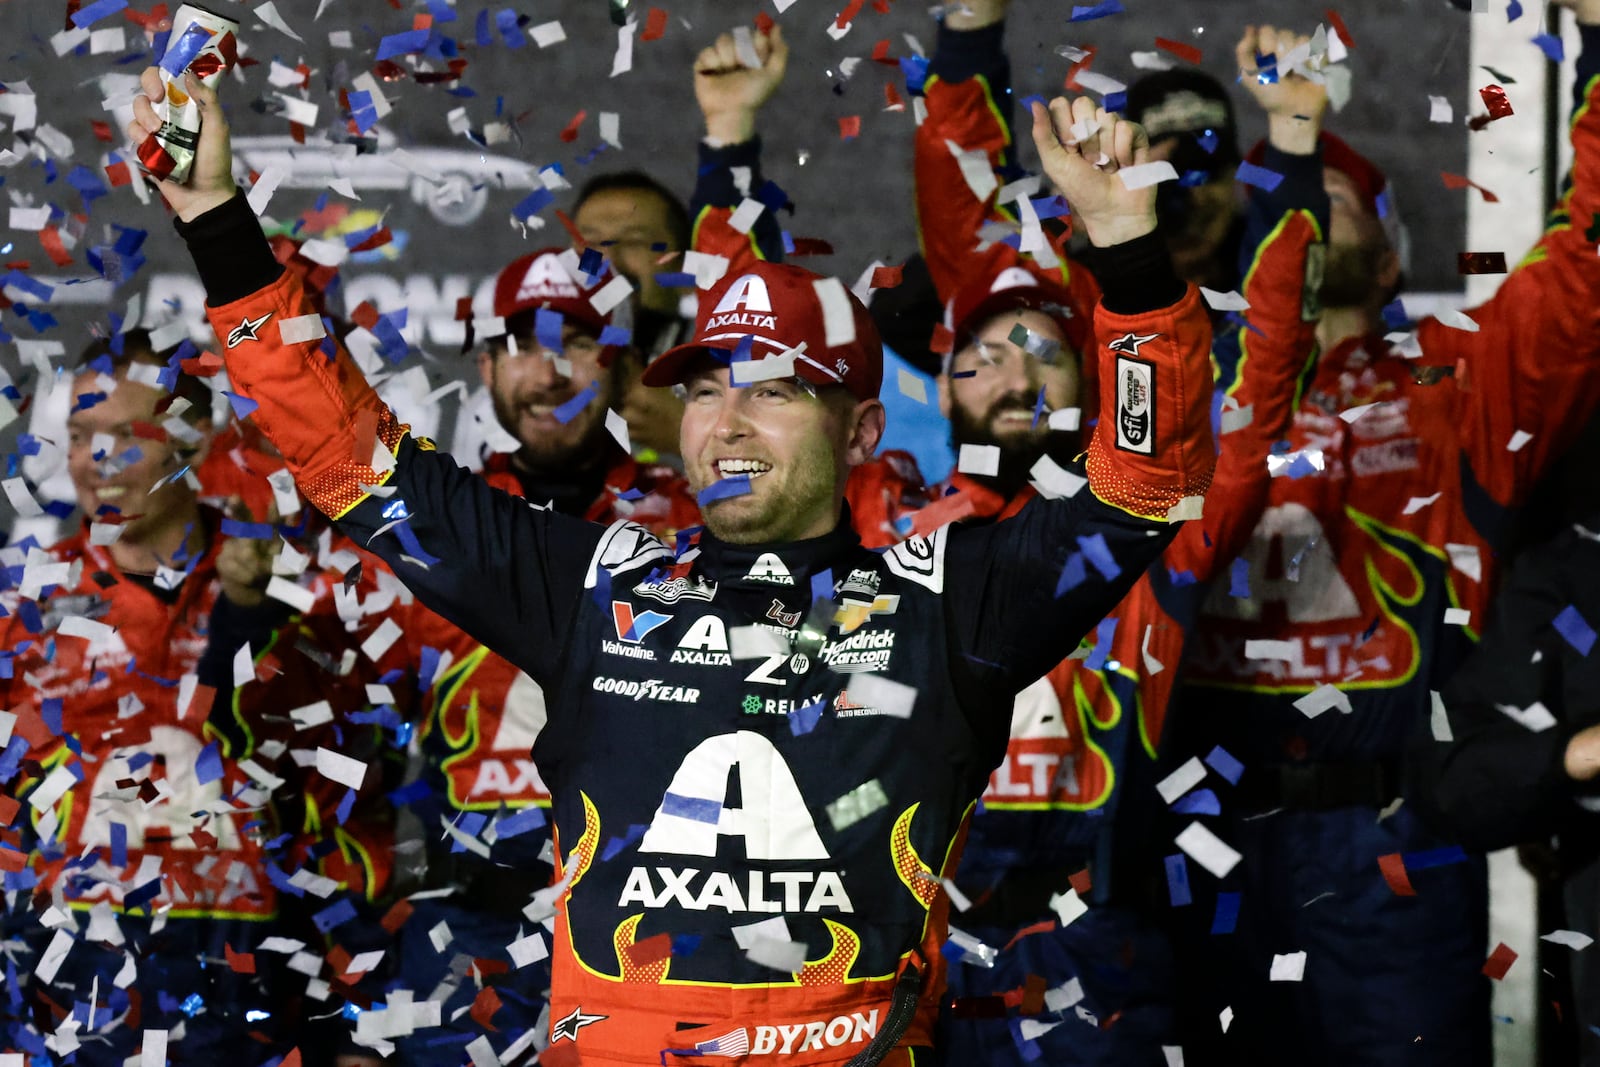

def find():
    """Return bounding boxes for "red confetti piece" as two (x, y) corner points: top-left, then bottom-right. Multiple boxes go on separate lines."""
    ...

(930, 322), (955, 355)
(1068, 867), (1093, 896)
(1440, 172), (1499, 203)
(469, 986), (502, 1031)
(839, 115), (861, 140)
(1377, 852), (1416, 895)
(787, 237), (834, 256)
(351, 301), (381, 330)
(380, 898), (414, 933)
(0, 794), (19, 824)
(224, 943), (257, 974)
(754, 12), (774, 34)
(105, 160), (132, 187)
(130, 421), (169, 443)
(640, 7), (668, 41)
(91, 120), (113, 142)
(1019, 974), (1047, 1014)
(553, 209), (587, 247)
(413, 13), (432, 30)
(1458, 251), (1508, 274)
(870, 264), (904, 289)
(884, 82), (905, 111)
(871, 39), (894, 65)
(540, 1043), (583, 1067)
(352, 409), (378, 465)
(872, 0), (890, 12)
(0, 845), (26, 873)
(1001, 918), (1058, 952)
(834, 0), (866, 31)
(560, 109), (588, 143)
(1065, 45), (1099, 91)
(289, 121), (306, 146)
(2, 261), (28, 271)
(1325, 9), (1355, 49)
(1155, 37), (1202, 64)
(1483, 942), (1518, 980)
(455, 297), (474, 321)
(625, 932), (674, 966)
(1479, 84), (1514, 120)
(38, 227), (73, 268)
(349, 227), (393, 252)
(280, 1051), (302, 1067)
(178, 349), (224, 376)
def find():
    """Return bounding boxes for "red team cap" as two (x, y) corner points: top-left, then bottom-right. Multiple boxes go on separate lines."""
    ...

(944, 265), (1087, 363)
(491, 248), (614, 335)
(643, 260), (884, 402)
(1246, 131), (1411, 272)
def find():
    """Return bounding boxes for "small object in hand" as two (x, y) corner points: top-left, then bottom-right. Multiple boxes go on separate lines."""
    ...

(139, 4), (241, 185)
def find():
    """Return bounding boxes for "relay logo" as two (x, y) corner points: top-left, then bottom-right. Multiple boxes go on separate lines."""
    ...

(612, 601), (672, 643)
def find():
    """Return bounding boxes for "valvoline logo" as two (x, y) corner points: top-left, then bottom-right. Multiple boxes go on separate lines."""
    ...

(612, 601), (672, 643)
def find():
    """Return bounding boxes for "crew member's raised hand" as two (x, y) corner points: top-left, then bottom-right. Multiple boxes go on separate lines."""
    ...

(1030, 96), (1157, 248)
(125, 66), (238, 221)
(695, 24), (790, 145)
(943, 0), (1010, 30)
(1237, 25), (1329, 156)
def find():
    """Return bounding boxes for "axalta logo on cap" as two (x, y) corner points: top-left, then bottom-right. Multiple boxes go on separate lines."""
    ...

(706, 274), (778, 333)
(514, 253), (582, 305)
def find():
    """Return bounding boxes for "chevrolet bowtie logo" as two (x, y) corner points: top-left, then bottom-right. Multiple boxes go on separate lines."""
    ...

(833, 594), (901, 635)
(227, 312), (273, 349)
(551, 1005), (608, 1043)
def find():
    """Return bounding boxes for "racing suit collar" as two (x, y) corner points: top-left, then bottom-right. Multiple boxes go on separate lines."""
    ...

(691, 504), (863, 591)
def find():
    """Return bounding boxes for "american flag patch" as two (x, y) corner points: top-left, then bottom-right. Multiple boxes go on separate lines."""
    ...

(695, 1028), (751, 1057)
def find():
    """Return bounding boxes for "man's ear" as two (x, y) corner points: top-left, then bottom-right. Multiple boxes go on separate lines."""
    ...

(1375, 246), (1402, 298)
(845, 399), (887, 467)
(477, 349), (496, 389)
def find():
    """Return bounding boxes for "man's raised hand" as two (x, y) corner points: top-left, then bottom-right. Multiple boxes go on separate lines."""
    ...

(125, 66), (237, 221)
(1030, 96), (1157, 248)
(1237, 25), (1329, 156)
(695, 24), (790, 146)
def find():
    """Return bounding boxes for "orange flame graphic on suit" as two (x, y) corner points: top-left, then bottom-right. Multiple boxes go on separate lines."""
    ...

(891, 804), (940, 910)
(555, 791), (601, 892)
(613, 913), (672, 983)
(798, 919), (862, 986)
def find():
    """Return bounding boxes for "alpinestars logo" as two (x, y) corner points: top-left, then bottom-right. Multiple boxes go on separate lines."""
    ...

(551, 1006), (607, 1042)
(1114, 355), (1155, 455)
(1107, 331), (1160, 357)
(227, 312), (272, 348)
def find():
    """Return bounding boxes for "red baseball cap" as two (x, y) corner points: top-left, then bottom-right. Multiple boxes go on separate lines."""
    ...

(642, 260), (883, 402)
(491, 248), (615, 335)
(944, 264), (1088, 366)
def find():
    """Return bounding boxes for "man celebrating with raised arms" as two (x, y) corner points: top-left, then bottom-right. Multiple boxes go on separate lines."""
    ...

(127, 64), (1214, 1066)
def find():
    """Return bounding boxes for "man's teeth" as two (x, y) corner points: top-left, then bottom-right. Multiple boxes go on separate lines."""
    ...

(96, 487), (128, 499)
(718, 459), (773, 478)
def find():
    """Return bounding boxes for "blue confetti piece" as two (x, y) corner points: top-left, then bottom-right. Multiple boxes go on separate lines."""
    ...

(1054, 551), (1087, 597)
(1031, 386), (1047, 429)
(1235, 161), (1284, 192)
(535, 308), (564, 353)
(109, 821), (127, 868)
(1508, 0), (1524, 20)
(1197, 129), (1220, 155)
(1553, 605), (1597, 656)
(1211, 891), (1241, 934)
(671, 933), (703, 956)
(448, 811), (490, 853)
(336, 788), (356, 825)
(512, 187), (556, 220)
(654, 271), (697, 289)
(195, 742), (222, 786)
(1030, 195), (1070, 221)
(158, 20), (209, 76)
(600, 823), (649, 861)
(660, 792), (722, 824)
(1083, 615), (1118, 672)
(1532, 33), (1564, 62)
(1165, 854), (1192, 906)
(224, 392), (259, 420)
(1403, 845), (1469, 870)
(1381, 298), (1408, 330)
(1228, 557), (1251, 598)
(475, 8), (493, 46)
(1104, 91), (1128, 113)
(810, 567), (834, 605)
(376, 28), (432, 60)
(496, 806), (546, 839)
(41, 698), (63, 736)
(901, 54), (930, 94)
(313, 897), (358, 933)
(698, 474), (752, 506)
(578, 246), (606, 278)
(71, 0), (128, 28)
(124, 877), (162, 910)
(219, 518), (275, 540)
(1172, 788), (1221, 815)
(552, 384), (599, 425)
(1076, 532), (1121, 582)
(1252, 50), (1279, 84)
(789, 699), (826, 737)
(1204, 745), (1244, 785)
(1069, 0), (1125, 20)
(598, 325), (632, 347)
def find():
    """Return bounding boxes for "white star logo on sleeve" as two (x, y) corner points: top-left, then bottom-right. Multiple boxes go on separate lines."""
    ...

(551, 1005), (608, 1043)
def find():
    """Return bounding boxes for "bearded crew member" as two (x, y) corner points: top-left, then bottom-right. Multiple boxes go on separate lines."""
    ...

(130, 63), (1216, 1065)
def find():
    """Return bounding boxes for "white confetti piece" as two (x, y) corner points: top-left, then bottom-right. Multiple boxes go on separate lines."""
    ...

(1048, 407), (1081, 432)
(29, 765), (78, 812)
(1200, 287), (1250, 311)
(941, 878), (972, 912)
(1020, 1018), (1063, 1041)
(1402, 492), (1441, 515)
(1429, 95), (1454, 123)
(362, 617), (403, 661)
(1117, 161), (1180, 190)
(1245, 639), (1296, 662)
(328, 177), (359, 200)
(1293, 683), (1352, 718)
(745, 937), (808, 974)
(246, 165), (289, 216)
(233, 642), (255, 687)
(1157, 757), (1207, 804)
(315, 746), (369, 790)
(1339, 402), (1380, 424)
(1434, 308), (1480, 332)
(946, 926), (997, 966)
(605, 408), (631, 454)
(1167, 495), (1205, 521)
(588, 274), (634, 316)
(957, 444), (1001, 477)
(1270, 951), (1307, 981)
(1072, 69), (1127, 96)
(279, 314), (327, 346)
(90, 27), (126, 53)
(509, 930), (549, 967)
(1220, 403), (1254, 435)
(1445, 543), (1481, 583)
(530, 21), (566, 47)
(838, 674), (916, 719)
(51, 28), (90, 55)
(1507, 430), (1533, 452)
(1496, 701), (1557, 732)
(1444, 607), (1472, 626)
(728, 198), (765, 235)
(290, 701), (334, 729)
(732, 915), (791, 950)
(1045, 976), (1085, 1012)
(254, 2), (304, 40)
(682, 250), (730, 290)
(465, 1034), (502, 1067)
(274, 94), (319, 127)
(732, 350), (800, 385)
(599, 111), (621, 147)
(9, 207), (51, 232)
(896, 368), (927, 403)
(825, 778), (891, 830)
(428, 920), (453, 952)
(138, 1029), (167, 1067)
(35, 929), (74, 983)
(1430, 690), (1454, 742)
(265, 576), (317, 613)
(297, 238), (348, 268)
(947, 140), (997, 203)
(57, 615), (114, 644)
(0, 710), (13, 746)
(1540, 930), (1594, 950)
(729, 625), (789, 660)
(1141, 625), (1165, 676)
(1175, 821), (1242, 878)
(1029, 455), (1087, 500)
(611, 18), (636, 77)
(1048, 888), (1088, 927)
(813, 277), (856, 348)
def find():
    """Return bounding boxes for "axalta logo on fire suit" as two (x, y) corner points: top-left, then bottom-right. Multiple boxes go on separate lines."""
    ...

(591, 677), (700, 703)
